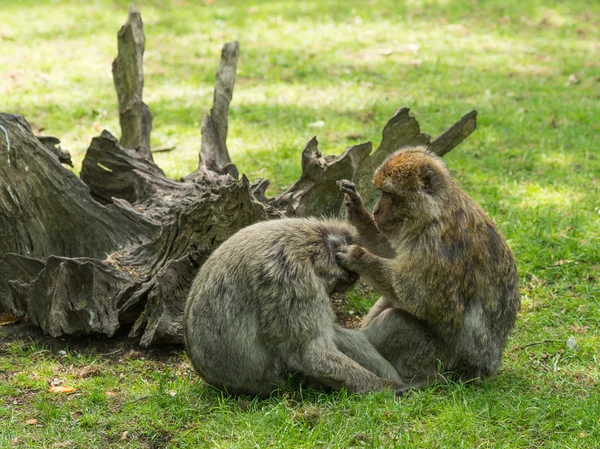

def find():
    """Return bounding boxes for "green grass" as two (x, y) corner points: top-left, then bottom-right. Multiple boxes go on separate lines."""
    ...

(1, 0), (599, 447)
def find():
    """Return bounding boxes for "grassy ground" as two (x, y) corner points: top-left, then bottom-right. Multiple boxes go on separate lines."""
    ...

(1, 0), (599, 447)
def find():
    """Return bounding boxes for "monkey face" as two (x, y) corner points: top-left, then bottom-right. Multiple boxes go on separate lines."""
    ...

(373, 190), (405, 237)
(373, 148), (451, 232)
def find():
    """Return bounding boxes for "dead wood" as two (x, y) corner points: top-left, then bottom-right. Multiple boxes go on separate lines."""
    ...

(0, 8), (476, 346)
(112, 5), (153, 159)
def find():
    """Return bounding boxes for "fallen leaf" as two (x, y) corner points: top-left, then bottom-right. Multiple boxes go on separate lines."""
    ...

(553, 259), (577, 266)
(0, 313), (21, 326)
(569, 325), (589, 334)
(48, 386), (76, 394)
(566, 73), (581, 86)
(25, 419), (38, 425)
(307, 120), (325, 128)
(378, 48), (396, 56)
(446, 23), (469, 36)
(377, 44), (420, 56)
(346, 133), (364, 140)
(566, 336), (578, 350)
(74, 365), (102, 379)
(539, 17), (552, 27)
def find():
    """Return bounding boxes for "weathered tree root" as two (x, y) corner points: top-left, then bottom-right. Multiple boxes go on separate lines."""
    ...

(0, 7), (476, 346)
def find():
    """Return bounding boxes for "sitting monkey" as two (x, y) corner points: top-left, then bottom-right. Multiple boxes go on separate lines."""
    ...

(184, 218), (408, 396)
(337, 146), (520, 388)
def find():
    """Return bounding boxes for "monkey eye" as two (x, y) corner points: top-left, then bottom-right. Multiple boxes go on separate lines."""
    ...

(381, 191), (394, 201)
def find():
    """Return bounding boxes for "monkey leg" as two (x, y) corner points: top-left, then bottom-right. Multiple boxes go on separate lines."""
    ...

(300, 339), (408, 395)
(364, 307), (447, 387)
(360, 297), (393, 328)
(188, 342), (287, 397)
(333, 326), (401, 382)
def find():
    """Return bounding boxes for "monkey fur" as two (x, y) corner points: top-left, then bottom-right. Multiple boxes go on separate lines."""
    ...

(337, 146), (520, 387)
(184, 217), (408, 396)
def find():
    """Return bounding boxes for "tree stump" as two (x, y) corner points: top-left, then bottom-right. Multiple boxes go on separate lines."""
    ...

(0, 8), (477, 346)
(112, 5), (153, 159)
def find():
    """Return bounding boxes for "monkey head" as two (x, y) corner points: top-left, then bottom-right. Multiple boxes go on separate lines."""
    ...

(315, 225), (360, 294)
(372, 146), (451, 241)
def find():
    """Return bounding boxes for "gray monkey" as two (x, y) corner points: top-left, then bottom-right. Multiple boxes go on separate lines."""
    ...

(184, 217), (408, 396)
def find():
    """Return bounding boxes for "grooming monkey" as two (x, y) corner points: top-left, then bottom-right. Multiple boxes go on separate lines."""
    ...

(184, 218), (408, 396)
(337, 146), (520, 387)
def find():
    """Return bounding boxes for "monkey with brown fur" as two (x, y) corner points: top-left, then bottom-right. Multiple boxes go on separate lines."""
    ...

(337, 146), (520, 388)
(184, 217), (409, 397)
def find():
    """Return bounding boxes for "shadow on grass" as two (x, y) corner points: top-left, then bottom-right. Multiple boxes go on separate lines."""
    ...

(0, 321), (183, 363)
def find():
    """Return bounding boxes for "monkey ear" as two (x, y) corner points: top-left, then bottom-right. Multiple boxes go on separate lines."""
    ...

(419, 165), (442, 194)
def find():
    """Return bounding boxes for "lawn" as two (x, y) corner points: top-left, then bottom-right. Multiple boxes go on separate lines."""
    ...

(1, 0), (599, 447)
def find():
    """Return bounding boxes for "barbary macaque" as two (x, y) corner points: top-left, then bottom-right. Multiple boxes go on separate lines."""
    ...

(337, 146), (520, 387)
(184, 218), (408, 396)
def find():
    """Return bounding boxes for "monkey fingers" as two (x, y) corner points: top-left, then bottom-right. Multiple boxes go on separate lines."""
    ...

(377, 378), (412, 396)
(337, 179), (362, 202)
(394, 384), (414, 396)
(336, 179), (356, 191)
(335, 247), (349, 264)
(335, 248), (353, 272)
(335, 244), (364, 272)
(302, 342), (399, 394)
(338, 179), (374, 230)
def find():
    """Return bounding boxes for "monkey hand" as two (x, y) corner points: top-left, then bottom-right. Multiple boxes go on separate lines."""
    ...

(337, 179), (371, 226)
(335, 244), (365, 273)
(382, 379), (413, 397)
(337, 179), (360, 199)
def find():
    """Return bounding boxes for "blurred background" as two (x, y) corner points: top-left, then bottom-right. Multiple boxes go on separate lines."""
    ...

(0, 1), (596, 181)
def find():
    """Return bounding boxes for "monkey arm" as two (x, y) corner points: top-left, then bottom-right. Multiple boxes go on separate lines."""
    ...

(336, 245), (423, 320)
(357, 225), (396, 259)
(301, 336), (409, 395)
(333, 326), (401, 382)
(337, 179), (395, 258)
